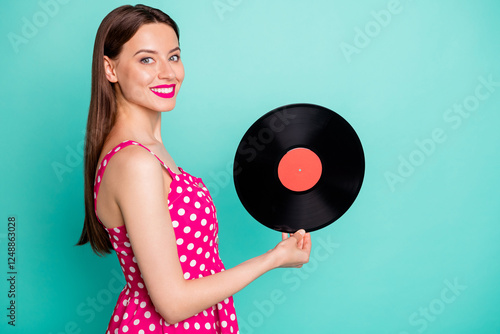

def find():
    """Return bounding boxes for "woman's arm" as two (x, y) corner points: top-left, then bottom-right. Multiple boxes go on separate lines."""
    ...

(110, 147), (311, 324)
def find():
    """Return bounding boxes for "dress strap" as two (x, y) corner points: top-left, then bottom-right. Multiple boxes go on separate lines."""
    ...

(93, 140), (178, 226)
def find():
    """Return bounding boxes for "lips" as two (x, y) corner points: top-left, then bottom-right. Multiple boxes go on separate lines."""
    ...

(150, 84), (176, 99)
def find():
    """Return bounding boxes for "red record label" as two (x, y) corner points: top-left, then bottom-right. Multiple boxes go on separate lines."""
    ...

(277, 147), (322, 192)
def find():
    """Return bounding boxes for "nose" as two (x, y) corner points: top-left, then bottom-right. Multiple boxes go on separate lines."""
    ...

(158, 60), (176, 80)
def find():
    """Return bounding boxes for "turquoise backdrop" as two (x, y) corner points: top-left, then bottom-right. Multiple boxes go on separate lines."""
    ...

(1, 0), (499, 333)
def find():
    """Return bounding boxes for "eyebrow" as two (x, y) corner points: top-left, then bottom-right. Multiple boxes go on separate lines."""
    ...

(133, 47), (181, 56)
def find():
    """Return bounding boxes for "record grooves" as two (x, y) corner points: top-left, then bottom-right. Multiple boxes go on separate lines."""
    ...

(233, 103), (365, 233)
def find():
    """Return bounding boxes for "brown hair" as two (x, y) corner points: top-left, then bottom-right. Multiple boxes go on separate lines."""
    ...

(76, 4), (180, 255)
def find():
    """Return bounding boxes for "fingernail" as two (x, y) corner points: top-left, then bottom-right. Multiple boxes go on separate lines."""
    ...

(298, 229), (305, 235)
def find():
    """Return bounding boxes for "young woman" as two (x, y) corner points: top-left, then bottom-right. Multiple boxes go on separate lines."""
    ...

(77, 5), (312, 334)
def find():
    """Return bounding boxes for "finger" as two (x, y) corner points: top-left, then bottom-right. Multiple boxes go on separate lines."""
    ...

(282, 232), (289, 241)
(302, 233), (312, 255)
(290, 229), (305, 244)
(297, 234), (304, 248)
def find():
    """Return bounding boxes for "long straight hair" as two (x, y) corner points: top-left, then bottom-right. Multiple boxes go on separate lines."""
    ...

(76, 4), (180, 256)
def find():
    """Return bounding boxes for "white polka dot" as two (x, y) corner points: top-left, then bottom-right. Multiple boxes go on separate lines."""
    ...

(113, 242), (118, 248)
(194, 201), (201, 208)
(145, 311), (151, 318)
(114, 315), (119, 322)
(209, 224), (214, 231)
(187, 243), (194, 250)
(133, 257), (137, 263)
(200, 264), (205, 271)
(205, 323), (211, 330)
(177, 238), (184, 245)
(184, 226), (191, 233)
(149, 324), (155, 331)
(183, 196), (190, 203)
(195, 231), (201, 238)
(128, 275), (133, 281)
(184, 272), (190, 279)
(121, 251), (128, 256)
(180, 255), (187, 262)
(97, 175), (101, 183)
(115, 146), (121, 152)
(224, 298), (229, 304)
(190, 259), (196, 267)
(175, 175), (180, 181)
(190, 213), (197, 221)
(230, 314), (236, 321)
(217, 303), (223, 310)
(195, 322), (200, 330)
(187, 186), (193, 192)
(138, 282), (144, 288)
(114, 235), (119, 241)
(172, 220), (179, 228)
(130, 267), (135, 273)
(124, 242), (131, 247)
(203, 235), (208, 242)
(138, 331), (144, 334)
(176, 186), (182, 193)
(114, 227), (120, 233)
(103, 159), (107, 166)
(201, 219), (207, 226)
(196, 247), (203, 254)
(122, 325), (128, 332)
(140, 301), (146, 308)
(205, 207), (211, 214)
(120, 259), (125, 265)
(203, 310), (208, 316)
(205, 252), (210, 258)
(134, 319), (140, 325)
(222, 321), (227, 328)
(134, 291), (139, 297)
(123, 313), (128, 319)
(184, 322), (190, 330)
(178, 208), (185, 216)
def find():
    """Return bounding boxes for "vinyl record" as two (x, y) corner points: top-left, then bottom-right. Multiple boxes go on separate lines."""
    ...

(233, 103), (365, 233)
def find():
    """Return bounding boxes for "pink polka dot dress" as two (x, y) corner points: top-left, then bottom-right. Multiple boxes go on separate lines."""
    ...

(93, 140), (239, 334)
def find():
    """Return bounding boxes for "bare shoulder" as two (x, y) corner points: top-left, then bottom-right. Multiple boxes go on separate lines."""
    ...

(103, 144), (171, 201)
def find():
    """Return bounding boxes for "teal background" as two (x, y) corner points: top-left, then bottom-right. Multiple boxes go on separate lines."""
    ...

(1, 0), (499, 333)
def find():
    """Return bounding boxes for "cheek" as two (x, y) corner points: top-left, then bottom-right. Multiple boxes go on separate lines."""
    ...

(122, 67), (156, 96)
(176, 63), (185, 83)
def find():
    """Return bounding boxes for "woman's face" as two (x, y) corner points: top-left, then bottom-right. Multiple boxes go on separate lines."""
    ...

(104, 23), (184, 113)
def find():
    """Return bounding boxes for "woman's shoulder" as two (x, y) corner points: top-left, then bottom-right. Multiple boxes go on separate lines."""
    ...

(97, 139), (164, 181)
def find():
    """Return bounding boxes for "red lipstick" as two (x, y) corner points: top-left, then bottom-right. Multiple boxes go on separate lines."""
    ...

(150, 84), (176, 98)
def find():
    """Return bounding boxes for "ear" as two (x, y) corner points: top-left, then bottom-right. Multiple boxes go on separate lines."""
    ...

(103, 56), (118, 83)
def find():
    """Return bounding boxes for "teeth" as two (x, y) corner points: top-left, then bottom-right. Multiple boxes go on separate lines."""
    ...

(151, 87), (174, 94)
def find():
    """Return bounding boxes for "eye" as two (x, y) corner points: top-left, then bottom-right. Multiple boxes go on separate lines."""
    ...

(140, 57), (154, 64)
(169, 54), (180, 62)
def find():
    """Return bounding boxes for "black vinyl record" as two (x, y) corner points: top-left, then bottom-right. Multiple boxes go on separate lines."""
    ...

(233, 103), (365, 233)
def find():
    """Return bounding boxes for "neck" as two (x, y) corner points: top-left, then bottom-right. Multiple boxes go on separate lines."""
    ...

(112, 87), (163, 145)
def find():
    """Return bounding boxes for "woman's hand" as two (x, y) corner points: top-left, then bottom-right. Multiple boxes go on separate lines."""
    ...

(270, 229), (312, 268)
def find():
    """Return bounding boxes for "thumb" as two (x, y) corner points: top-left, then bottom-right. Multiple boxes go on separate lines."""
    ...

(290, 229), (306, 243)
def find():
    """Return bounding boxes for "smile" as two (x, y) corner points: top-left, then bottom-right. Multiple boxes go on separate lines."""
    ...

(150, 84), (175, 98)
